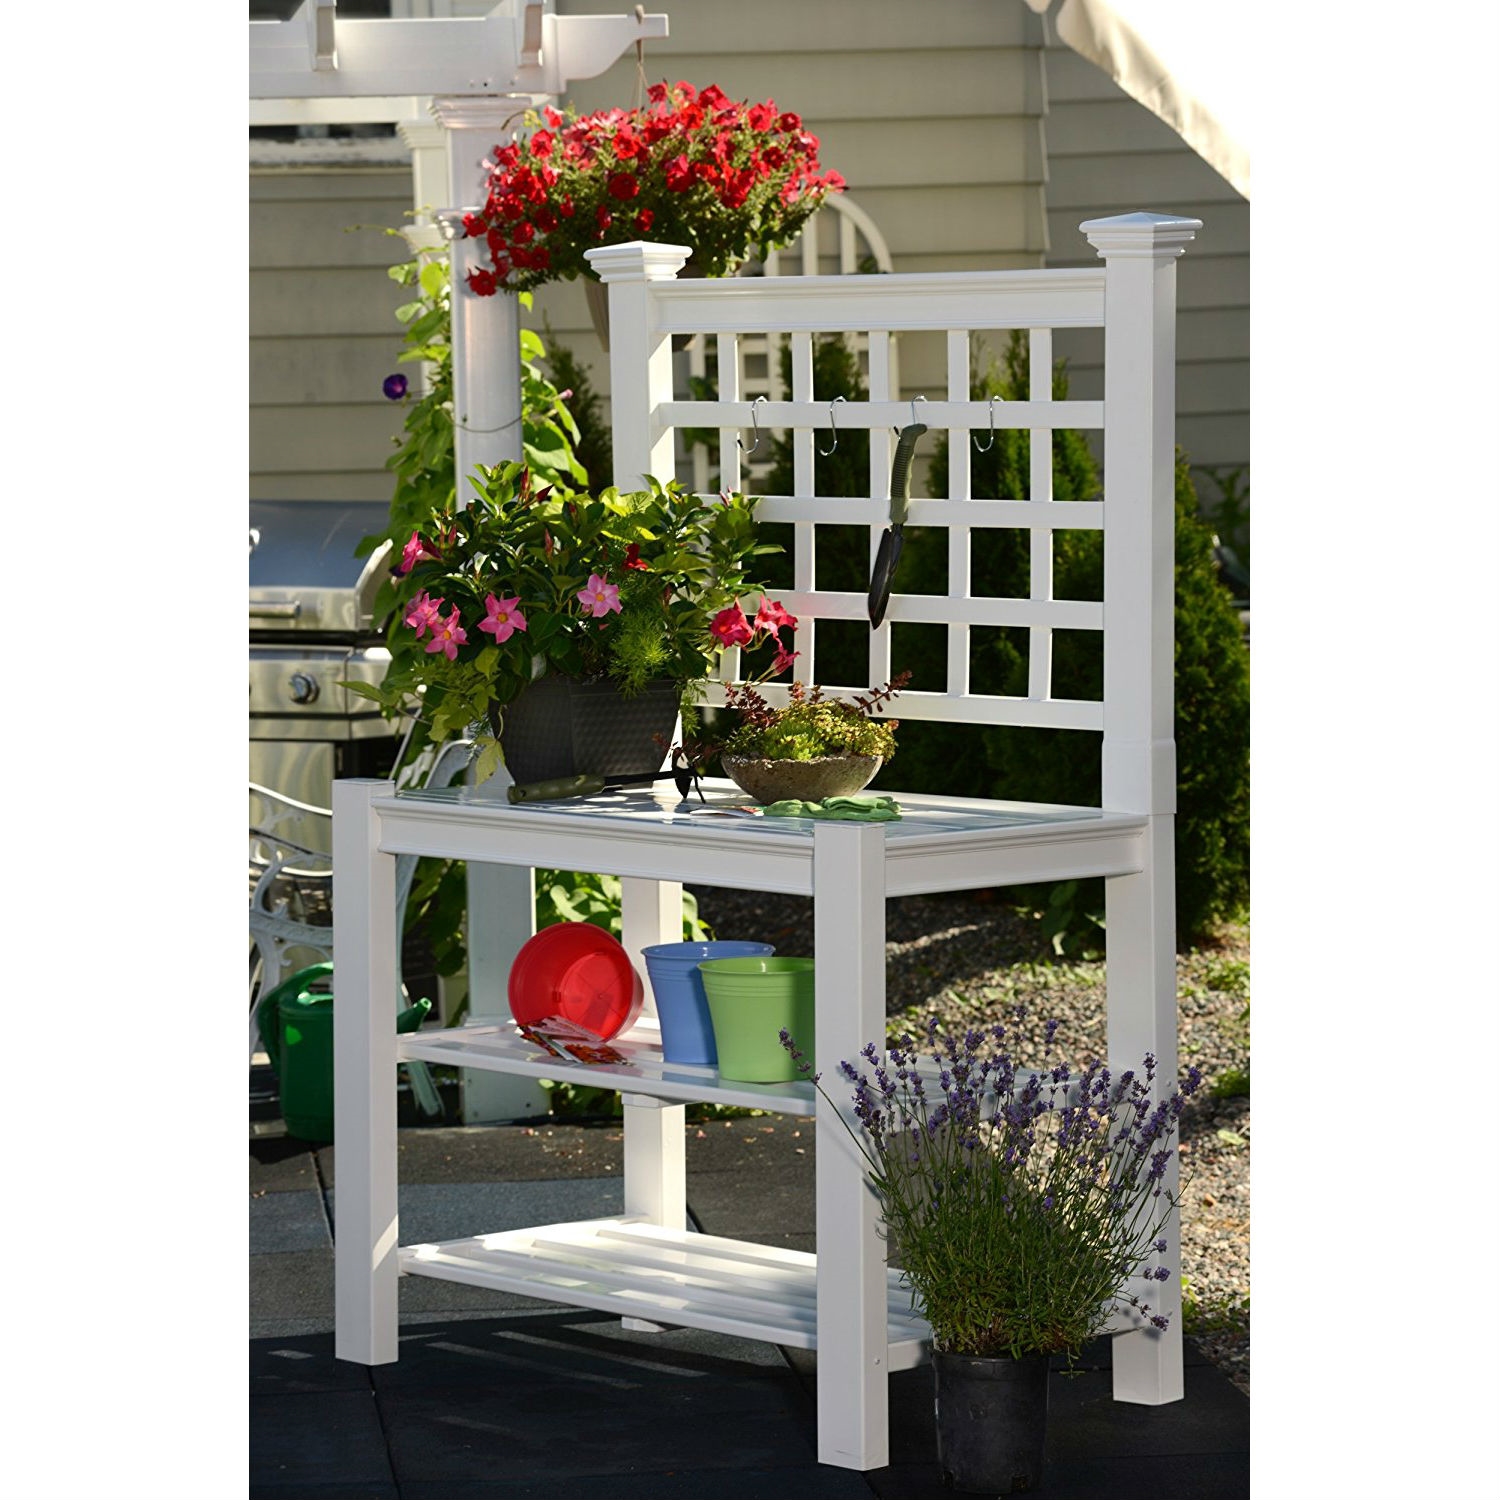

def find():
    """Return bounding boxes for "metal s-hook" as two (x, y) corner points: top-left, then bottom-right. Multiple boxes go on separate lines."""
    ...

(736, 395), (768, 455)
(973, 394), (1001, 452)
(894, 393), (927, 436)
(818, 395), (846, 457)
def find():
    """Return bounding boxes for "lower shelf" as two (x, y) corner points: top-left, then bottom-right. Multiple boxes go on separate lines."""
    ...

(399, 1215), (932, 1368)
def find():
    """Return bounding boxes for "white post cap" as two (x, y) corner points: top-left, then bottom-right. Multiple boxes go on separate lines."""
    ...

(584, 241), (694, 283)
(1080, 211), (1203, 259)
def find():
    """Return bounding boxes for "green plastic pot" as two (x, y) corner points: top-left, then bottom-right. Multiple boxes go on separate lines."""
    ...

(696, 956), (815, 1083)
(256, 962), (431, 1142)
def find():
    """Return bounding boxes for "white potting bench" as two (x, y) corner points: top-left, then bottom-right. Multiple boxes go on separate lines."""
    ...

(333, 210), (1199, 1472)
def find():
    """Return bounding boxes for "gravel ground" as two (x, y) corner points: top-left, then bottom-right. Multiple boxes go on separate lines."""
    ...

(688, 885), (1251, 1396)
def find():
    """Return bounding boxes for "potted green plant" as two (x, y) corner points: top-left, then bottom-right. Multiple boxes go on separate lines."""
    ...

(351, 462), (788, 786)
(457, 80), (845, 345)
(704, 672), (910, 804)
(782, 1018), (1203, 1495)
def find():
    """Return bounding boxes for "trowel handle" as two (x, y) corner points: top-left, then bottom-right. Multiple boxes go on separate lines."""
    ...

(887, 421), (927, 527)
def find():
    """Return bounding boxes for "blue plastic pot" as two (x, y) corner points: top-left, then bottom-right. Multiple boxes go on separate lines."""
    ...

(641, 941), (775, 1065)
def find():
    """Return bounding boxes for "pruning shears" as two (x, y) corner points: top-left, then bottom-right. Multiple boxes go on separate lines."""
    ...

(867, 413), (928, 628)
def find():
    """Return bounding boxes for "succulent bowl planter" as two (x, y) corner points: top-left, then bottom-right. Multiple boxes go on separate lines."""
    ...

(720, 751), (881, 805)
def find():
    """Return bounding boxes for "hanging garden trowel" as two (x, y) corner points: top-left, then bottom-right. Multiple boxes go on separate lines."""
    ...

(867, 419), (927, 628)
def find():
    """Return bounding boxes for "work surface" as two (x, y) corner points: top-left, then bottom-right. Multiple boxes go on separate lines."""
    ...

(250, 1121), (1249, 1500)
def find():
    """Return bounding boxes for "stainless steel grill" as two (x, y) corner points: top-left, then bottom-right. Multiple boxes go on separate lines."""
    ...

(249, 500), (401, 844)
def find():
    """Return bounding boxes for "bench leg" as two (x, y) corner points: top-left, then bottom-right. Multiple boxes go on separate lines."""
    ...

(1106, 819), (1184, 1403)
(620, 877), (686, 1330)
(332, 778), (400, 1366)
(814, 822), (889, 1470)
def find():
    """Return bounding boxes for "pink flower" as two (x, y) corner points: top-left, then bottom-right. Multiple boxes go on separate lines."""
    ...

(753, 598), (798, 636)
(478, 593), (528, 643)
(577, 572), (622, 618)
(710, 602), (754, 648)
(771, 640), (801, 676)
(425, 607), (468, 660)
(398, 531), (441, 575)
(403, 590), (443, 639)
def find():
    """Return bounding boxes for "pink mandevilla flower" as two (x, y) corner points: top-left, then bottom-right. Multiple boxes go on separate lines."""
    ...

(771, 640), (801, 676)
(753, 598), (798, 636)
(425, 607), (468, 660)
(398, 531), (441, 574)
(478, 593), (528, 643)
(404, 590), (443, 639)
(710, 602), (754, 648)
(577, 572), (622, 618)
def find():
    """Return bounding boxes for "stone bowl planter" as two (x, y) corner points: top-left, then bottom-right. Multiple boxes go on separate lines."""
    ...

(720, 753), (881, 805)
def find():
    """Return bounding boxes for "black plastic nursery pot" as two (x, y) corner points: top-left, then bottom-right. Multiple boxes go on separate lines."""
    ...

(932, 1350), (1049, 1495)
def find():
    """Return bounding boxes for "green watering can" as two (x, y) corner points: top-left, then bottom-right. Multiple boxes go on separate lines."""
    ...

(256, 962), (439, 1142)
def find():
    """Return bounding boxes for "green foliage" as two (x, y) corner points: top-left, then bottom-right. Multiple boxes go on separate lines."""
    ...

(895, 331), (1249, 943)
(355, 466), (777, 761)
(369, 242), (587, 567)
(534, 868), (710, 943)
(725, 697), (898, 761)
(1208, 1066), (1250, 1100)
(537, 323), (612, 488)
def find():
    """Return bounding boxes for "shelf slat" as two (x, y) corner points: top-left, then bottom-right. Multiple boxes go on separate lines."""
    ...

(400, 1216), (932, 1367)
(398, 1018), (818, 1115)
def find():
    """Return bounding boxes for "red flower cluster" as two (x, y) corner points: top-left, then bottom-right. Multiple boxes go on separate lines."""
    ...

(463, 82), (845, 297)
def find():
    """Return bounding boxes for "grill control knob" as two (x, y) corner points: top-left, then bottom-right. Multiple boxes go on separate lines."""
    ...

(289, 672), (320, 705)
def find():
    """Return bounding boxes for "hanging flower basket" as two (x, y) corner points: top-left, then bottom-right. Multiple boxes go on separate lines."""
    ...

(457, 82), (845, 299)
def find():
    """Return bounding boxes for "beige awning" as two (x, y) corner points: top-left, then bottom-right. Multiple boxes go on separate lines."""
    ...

(1024, 0), (1250, 197)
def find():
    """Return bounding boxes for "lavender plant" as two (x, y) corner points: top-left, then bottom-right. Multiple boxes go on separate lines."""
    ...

(781, 1014), (1203, 1359)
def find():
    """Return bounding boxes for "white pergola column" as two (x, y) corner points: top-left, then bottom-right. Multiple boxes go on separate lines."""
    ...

(1083, 210), (1200, 1405)
(432, 96), (547, 1125)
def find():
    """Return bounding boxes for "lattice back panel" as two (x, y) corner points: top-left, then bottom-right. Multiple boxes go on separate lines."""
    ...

(649, 269), (1111, 733)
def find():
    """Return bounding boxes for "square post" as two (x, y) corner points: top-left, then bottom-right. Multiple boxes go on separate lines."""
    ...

(584, 240), (692, 491)
(332, 778), (400, 1366)
(1083, 210), (1200, 1405)
(618, 876), (687, 1332)
(813, 821), (889, 1470)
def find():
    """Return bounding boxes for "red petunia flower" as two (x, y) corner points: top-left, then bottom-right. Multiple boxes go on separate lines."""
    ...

(607, 171), (640, 201)
(664, 154), (693, 192)
(467, 267), (498, 296)
(462, 212), (487, 238)
(747, 101), (776, 132)
(635, 209), (654, 233)
(530, 129), (555, 159)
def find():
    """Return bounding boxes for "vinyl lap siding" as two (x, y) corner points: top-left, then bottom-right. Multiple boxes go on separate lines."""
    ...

(249, 168), (414, 501)
(1039, 40), (1250, 476)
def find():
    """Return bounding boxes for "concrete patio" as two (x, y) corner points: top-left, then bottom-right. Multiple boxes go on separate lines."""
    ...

(250, 1115), (1249, 1499)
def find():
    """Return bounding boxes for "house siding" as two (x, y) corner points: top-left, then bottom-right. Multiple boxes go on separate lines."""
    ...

(248, 1), (1247, 500)
(1039, 38), (1250, 478)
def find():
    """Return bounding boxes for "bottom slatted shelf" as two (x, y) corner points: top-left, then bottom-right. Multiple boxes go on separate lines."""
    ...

(399, 1215), (932, 1368)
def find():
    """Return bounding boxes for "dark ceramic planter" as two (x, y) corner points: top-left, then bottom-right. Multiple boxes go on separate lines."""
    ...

(491, 677), (680, 786)
(932, 1351), (1049, 1495)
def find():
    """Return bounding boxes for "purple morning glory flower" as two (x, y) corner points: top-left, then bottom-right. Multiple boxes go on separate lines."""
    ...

(382, 373), (409, 400)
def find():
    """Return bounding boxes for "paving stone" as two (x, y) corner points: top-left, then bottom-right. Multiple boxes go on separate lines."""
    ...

(252, 1189), (333, 1255)
(324, 1177), (625, 1247)
(399, 1464), (875, 1500)
(250, 1390), (396, 1496)
(377, 1363), (817, 1487)
(251, 1332), (372, 1397)
(252, 1250), (335, 1330)
(252, 1137), (324, 1195)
